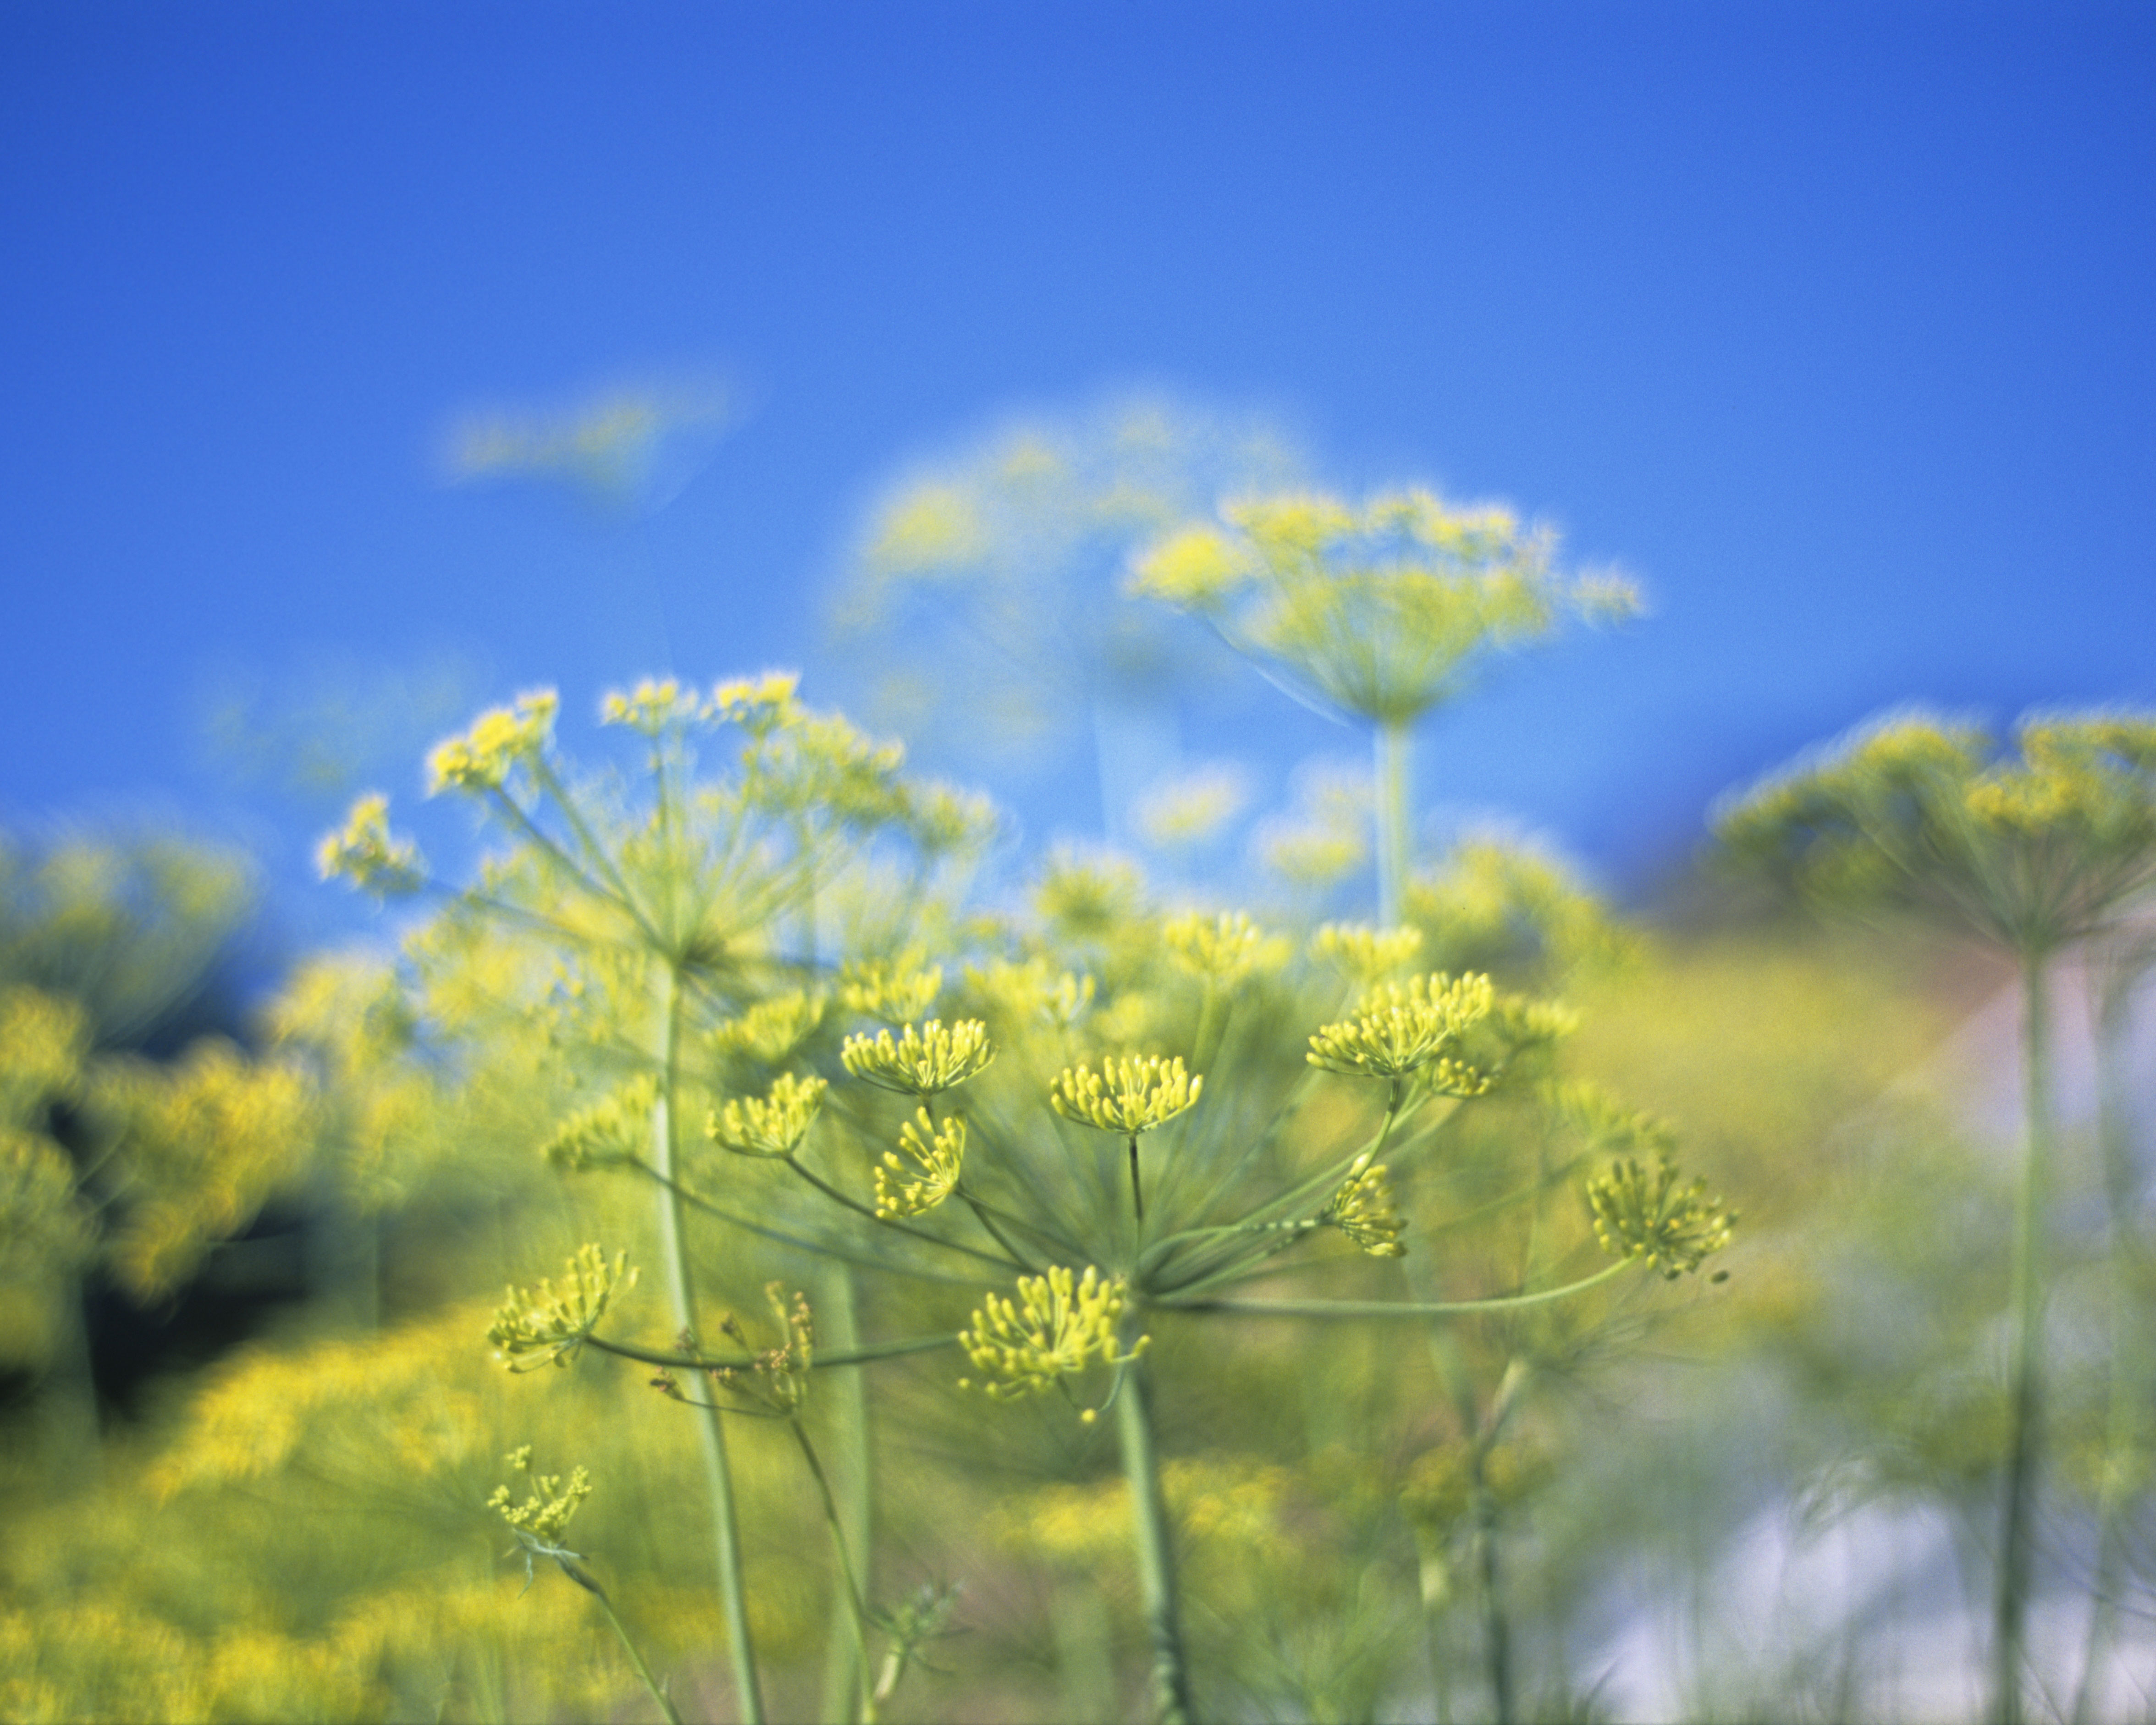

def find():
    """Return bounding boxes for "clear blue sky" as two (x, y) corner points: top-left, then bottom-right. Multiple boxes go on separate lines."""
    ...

(6, 1), (2152, 924)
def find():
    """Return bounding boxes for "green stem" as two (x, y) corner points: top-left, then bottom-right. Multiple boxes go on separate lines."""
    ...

(586, 1330), (959, 1373)
(790, 1418), (878, 1724)
(588, 1580), (686, 1725)
(1130, 1134), (1146, 1226)
(1375, 716), (1412, 930)
(782, 1154), (1021, 1269)
(1115, 1346), (1193, 1725)
(1160, 1257), (1632, 1318)
(1993, 942), (2052, 1725)
(650, 962), (766, 1725)
(816, 1265), (877, 1725)
(2072, 947), (2149, 1725)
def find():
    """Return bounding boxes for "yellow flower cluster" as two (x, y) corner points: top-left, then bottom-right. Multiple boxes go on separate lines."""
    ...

(1307, 971), (1494, 1084)
(840, 1019), (994, 1096)
(1325, 1163), (1407, 1257)
(488, 1446), (591, 1546)
(541, 1074), (657, 1172)
(958, 1265), (1146, 1409)
(426, 689), (558, 794)
(839, 950), (943, 1023)
(1162, 909), (1278, 983)
(0, 986), (84, 1123)
(874, 1108), (965, 1218)
(711, 990), (828, 1065)
(487, 1244), (636, 1372)
(1586, 1157), (1737, 1279)
(707, 1071), (827, 1158)
(601, 676), (704, 734)
(315, 794), (425, 896)
(1310, 922), (1423, 986)
(711, 669), (802, 735)
(1049, 1054), (1202, 1134)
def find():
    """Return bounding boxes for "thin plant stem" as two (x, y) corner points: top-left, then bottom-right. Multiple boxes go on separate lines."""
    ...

(1993, 942), (2053, 1725)
(1160, 1257), (1632, 1318)
(1130, 1134), (1146, 1225)
(586, 1331), (959, 1373)
(1115, 1345), (1194, 1725)
(782, 1153), (1021, 1270)
(789, 1417), (879, 1724)
(2073, 945), (2148, 1725)
(1375, 716), (1412, 930)
(587, 1579), (687, 1725)
(816, 1263), (878, 1725)
(650, 961), (766, 1725)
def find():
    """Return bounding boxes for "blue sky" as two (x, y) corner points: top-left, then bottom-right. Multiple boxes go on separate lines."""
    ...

(5, 1), (2152, 928)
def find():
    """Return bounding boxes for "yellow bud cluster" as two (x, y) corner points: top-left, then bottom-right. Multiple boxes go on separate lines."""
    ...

(840, 1020), (994, 1097)
(1325, 1163), (1407, 1257)
(487, 1449), (591, 1546)
(873, 1108), (965, 1218)
(1162, 909), (1276, 983)
(540, 1075), (657, 1173)
(315, 794), (425, 897)
(486, 1245), (635, 1372)
(707, 1072), (827, 1159)
(425, 690), (558, 794)
(958, 1265), (1147, 1408)
(1049, 1054), (1202, 1135)
(1587, 1157), (1736, 1280)
(1307, 972), (1494, 1081)
(1310, 922), (1424, 985)
(711, 670), (802, 736)
(839, 951), (943, 1024)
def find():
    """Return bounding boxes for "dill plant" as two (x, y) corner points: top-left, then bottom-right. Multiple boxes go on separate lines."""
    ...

(1717, 707), (2156, 1725)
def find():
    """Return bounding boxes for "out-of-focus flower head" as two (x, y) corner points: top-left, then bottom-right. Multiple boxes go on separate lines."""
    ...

(316, 795), (425, 897)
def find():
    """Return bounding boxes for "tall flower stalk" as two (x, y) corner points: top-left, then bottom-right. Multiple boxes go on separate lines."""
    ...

(1130, 490), (1638, 926)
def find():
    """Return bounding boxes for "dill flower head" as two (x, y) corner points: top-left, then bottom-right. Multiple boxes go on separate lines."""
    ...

(711, 990), (828, 1065)
(1049, 1054), (1202, 1135)
(541, 1075), (657, 1172)
(711, 670), (802, 736)
(1586, 1157), (1736, 1280)
(487, 1244), (636, 1372)
(316, 794), (425, 897)
(1307, 971), (1494, 1083)
(874, 1108), (965, 1218)
(488, 1448), (591, 1546)
(707, 1072), (827, 1159)
(1162, 909), (1279, 984)
(1325, 1163), (1407, 1257)
(601, 677), (706, 734)
(840, 1019), (994, 1097)
(839, 951), (944, 1024)
(426, 689), (558, 794)
(1310, 922), (1424, 986)
(958, 1265), (1147, 1413)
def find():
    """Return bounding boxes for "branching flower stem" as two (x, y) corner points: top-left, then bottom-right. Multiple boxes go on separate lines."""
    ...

(584, 1331), (960, 1373)
(1157, 1257), (1631, 1319)
(777, 1152), (1022, 1271)
(649, 961), (766, 1725)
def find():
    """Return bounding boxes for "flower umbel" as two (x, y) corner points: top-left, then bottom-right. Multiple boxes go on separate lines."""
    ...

(840, 1020), (994, 1097)
(487, 1245), (636, 1372)
(426, 689), (559, 794)
(1307, 971), (1495, 1082)
(875, 1108), (965, 1218)
(1310, 922), (1424, 986)
(542, 1075), (659, 1173)
(708, 1072), (828, 1159)
(1049, 1055), (1203, 1135)
(316, 794), (425, 897)
(958, 1265), (1147, 1413)
(489, 1447), (592, 1547)
(1162, 910), (1276, 984)
(1587, 1157), (1736, 1279)
(838, 951), (944, 1024)
(1325, 1163), (1407, 1257)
